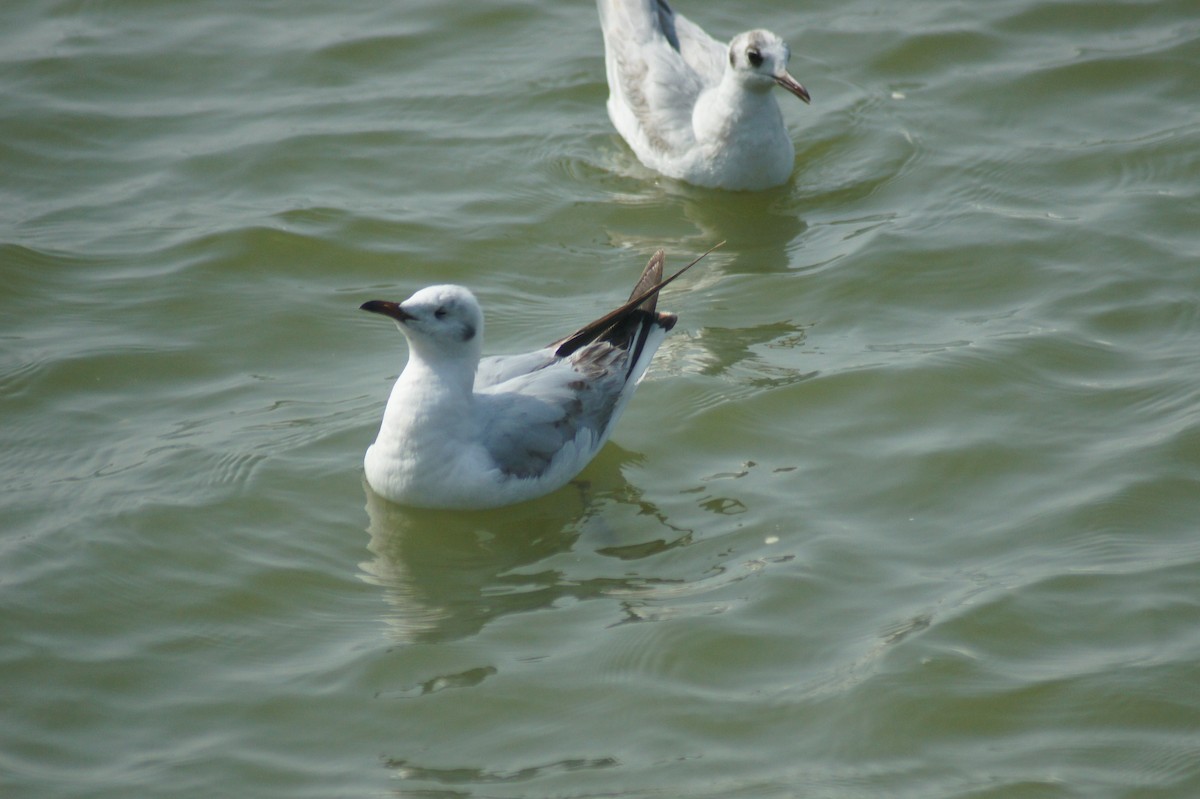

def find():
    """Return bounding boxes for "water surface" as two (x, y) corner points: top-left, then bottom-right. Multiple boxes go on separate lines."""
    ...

(3, 0), (1199, 797)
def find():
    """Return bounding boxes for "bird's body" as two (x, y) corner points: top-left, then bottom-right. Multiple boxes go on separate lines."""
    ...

(597, 0), (810, 190)
(361, 250), (703, 509)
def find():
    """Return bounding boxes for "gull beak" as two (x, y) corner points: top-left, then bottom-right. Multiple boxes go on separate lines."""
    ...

(774, 72), (811, 104)
(360, 300), (414, 323)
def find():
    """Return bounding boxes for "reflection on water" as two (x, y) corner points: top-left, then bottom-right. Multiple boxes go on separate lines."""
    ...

(359, 444), (695, 644)
(688, 319), (818, 392)
(361, 480), (587, 644)
(602, 184), (808, 274)
(5, 0), (1200, 795)
(680, 191), (808, 274)
(357, 435), (801, 647)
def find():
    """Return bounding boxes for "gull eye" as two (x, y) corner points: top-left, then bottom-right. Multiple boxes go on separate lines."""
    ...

(747, 47), (763, 68)
(434, 307), (448, 319)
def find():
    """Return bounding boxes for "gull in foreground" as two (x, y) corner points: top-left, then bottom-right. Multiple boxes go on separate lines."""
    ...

(598, 0), (811, 190)
(360, 248), (714, 509)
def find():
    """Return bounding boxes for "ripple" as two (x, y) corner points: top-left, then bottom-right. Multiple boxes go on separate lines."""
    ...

(5, 2), (1200, 798)
(0, 356), (45, 400)
(384, 755), (620, 787)
(387, 665), (499, 699)
(204, 450), (268, 490)
(870, 29), (1005, 78)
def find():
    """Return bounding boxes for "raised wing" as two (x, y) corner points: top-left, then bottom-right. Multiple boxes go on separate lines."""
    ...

(598, 0), (713, 156)
(552, 244), (719, 359)
(474, 245), (720, 479)
(654, 0), (726, 85)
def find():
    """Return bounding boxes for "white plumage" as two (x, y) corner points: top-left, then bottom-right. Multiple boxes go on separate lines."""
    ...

(597, 0), (811, 190)
(360, 249), (708, 509)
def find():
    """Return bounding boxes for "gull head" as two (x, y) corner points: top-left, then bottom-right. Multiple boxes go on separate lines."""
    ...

(361, 284), (484, 362)
(727, 30), (810, 104)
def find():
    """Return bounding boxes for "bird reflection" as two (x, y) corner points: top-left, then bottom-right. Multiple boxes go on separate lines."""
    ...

(359, 443), (689, 644)
(682, 191), (807, 274)
(601, 183), (807, 274)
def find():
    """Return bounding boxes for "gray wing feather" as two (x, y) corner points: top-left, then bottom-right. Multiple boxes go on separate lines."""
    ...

(475, 350), (557, 390)
(476, 343), (627, 479)
(472, 248), (704, 480)
(598, 0), (714, 154)
(666, 4), (726, 83)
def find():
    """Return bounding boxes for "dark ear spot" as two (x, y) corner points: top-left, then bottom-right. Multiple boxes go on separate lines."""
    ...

(729, 48), (736, 68)
(460, 324), (476, 342)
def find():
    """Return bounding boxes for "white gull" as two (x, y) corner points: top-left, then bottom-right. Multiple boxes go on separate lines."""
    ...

(360, 248), (714, 509)
(597, 0), (811, 190)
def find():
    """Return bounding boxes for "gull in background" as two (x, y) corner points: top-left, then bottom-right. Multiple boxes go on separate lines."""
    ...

(359, 247), (716, 509)
(597, 0), (811, 190)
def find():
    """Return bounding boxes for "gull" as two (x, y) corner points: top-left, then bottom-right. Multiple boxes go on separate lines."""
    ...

(597, 0), (811, 190)
(359, 247), (715, 509)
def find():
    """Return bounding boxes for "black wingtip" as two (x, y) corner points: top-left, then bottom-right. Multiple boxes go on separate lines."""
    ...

(551, 242), (721, 358)
(628, 250), (666, 311)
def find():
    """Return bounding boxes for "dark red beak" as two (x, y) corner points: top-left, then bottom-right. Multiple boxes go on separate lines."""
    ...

(360, 300), (414, 323)
(774, 72), (811, 104)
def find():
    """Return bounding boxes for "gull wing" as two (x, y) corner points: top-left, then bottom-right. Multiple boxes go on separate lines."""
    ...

(474, 246), (718, 479)
(653, 0), (726, 84)
(551, 244), (719, 360)
(475, 340), (636, 479)
(475, 349), (557, 390)
(598, 0), (719, 156)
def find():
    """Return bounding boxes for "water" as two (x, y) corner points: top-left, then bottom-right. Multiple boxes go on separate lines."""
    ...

(3, 0), (1199, 796)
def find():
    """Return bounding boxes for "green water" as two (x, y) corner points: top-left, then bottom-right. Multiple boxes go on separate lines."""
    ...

(3, 0), (1199, 797)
